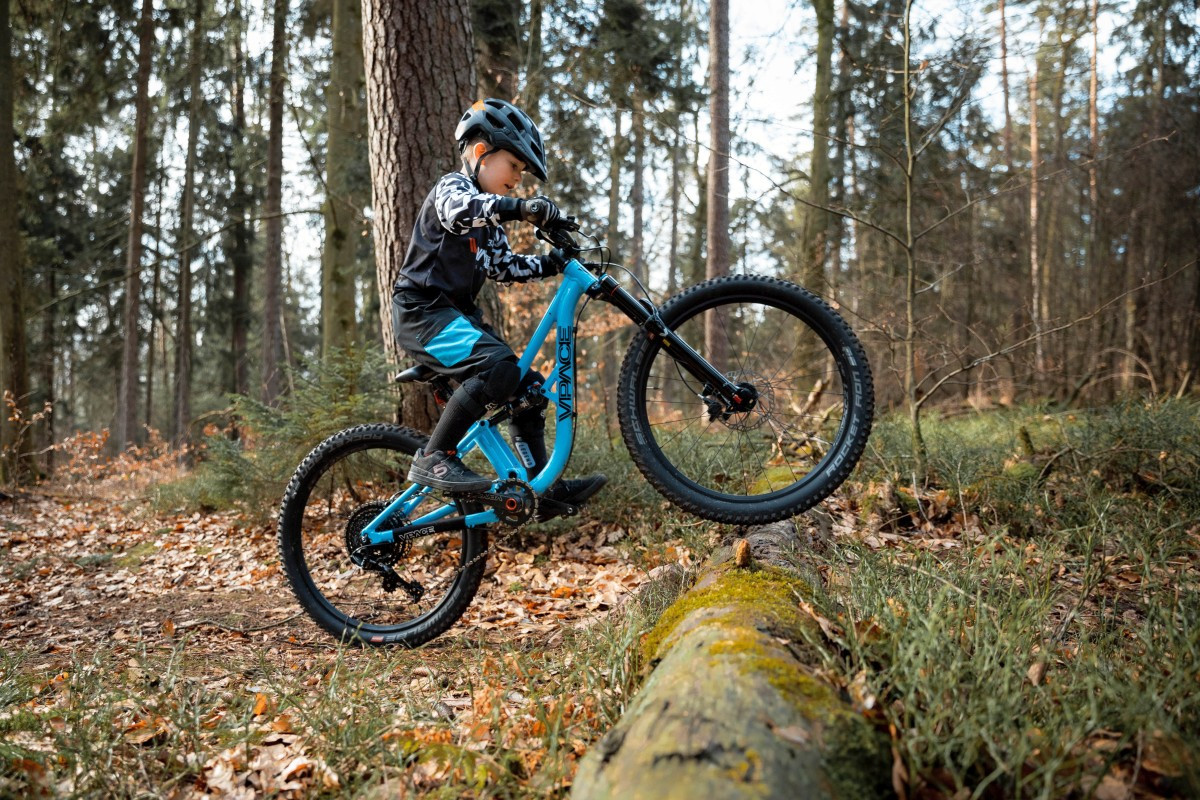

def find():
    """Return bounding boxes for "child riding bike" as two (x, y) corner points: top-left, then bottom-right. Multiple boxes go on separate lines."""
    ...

(390, 98), (606, 520)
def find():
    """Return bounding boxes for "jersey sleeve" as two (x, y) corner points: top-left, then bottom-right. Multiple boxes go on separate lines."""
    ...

(433, 173), (510, 234)
(480, 228), (551, 284)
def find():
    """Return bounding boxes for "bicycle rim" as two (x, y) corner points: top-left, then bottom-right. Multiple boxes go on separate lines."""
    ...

(624, 279), (868, 519)
(280, 427), (485, 644)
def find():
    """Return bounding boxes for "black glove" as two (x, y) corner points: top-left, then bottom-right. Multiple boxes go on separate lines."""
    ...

(520, 196), (562, 228)
(541, 248), (568, 275)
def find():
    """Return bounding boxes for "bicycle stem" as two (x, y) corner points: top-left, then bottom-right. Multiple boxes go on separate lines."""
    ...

(586, 273), (750, 407)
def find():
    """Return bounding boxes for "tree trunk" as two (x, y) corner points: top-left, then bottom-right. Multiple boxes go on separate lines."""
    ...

(902, 1), (927, 481)
(667, 127), (681, 296)
(230, 0), (252, 398)
(1028, 40), (1044, 378)
(999, 0), (1013, 173)
(261, 0), (287, 406)
(630, 92), (645, 283)
(0, 0), (30, 484)
(467, 0), (519, 344)
(147, 153), (166, 433)
(704, 0), (729, 368)
(571, 523), (889, 799)
(362, 0), (475, 433)
(116, 0), (154, 450)
(40, 270), (55, 473)
(173, 0), (204, 449)
(801, 0), (834, 290)
(598, 107), (625, 435)
(321, 0), (364, 358)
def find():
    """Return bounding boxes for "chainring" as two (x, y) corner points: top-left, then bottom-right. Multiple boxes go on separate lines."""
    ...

(490, 478), (537, 526)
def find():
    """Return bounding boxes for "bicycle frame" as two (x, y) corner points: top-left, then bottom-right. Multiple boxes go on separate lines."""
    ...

(359, 257), (748, 546)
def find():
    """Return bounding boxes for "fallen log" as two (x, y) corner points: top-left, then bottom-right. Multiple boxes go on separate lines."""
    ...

(572, 521), (891, 800)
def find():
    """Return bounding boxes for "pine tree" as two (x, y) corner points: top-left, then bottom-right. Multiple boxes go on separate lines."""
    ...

(321, 0), (365, 358)
(262, 0), (288, 406)
(0, 0), (30, 482)
(362, 0), (475, 432)
(115, 0), (154, 450)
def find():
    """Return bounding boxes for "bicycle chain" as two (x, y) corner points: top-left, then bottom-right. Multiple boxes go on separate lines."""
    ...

(382, 488), (530, 601)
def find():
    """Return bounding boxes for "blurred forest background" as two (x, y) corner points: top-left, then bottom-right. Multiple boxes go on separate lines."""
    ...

(1, 0), (1198, 480)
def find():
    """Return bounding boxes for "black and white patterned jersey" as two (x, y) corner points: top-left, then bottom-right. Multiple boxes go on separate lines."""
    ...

(393, 171), (551, 313)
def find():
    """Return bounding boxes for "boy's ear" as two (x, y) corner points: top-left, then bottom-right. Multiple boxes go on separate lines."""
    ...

(472, 142), (489, 161)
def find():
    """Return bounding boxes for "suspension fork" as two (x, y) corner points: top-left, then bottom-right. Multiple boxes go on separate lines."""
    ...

(587, 275), (757, 410)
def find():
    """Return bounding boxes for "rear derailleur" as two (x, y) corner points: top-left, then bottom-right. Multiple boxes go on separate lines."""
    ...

(344, 501), (425, 602)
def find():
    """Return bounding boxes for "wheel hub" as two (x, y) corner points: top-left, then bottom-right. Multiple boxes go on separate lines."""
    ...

(707, 373), (772, 432)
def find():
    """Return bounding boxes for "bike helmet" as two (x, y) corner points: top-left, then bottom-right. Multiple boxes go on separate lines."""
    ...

(455, 98), (548, 182)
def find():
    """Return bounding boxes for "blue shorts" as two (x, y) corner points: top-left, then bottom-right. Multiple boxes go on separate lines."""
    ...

(391, 289), (516, 381)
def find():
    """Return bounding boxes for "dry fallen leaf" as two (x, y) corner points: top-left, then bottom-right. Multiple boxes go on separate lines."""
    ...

(251, 692), (271, 717)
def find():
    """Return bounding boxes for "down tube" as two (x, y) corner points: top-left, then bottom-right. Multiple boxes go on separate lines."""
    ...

(518, 260), (595, 495)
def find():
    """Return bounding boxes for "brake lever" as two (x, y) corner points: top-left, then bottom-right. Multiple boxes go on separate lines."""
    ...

(536, 225), (580, 253)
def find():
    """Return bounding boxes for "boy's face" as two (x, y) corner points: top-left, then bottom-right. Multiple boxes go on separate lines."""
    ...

(470, 142), (527, 196)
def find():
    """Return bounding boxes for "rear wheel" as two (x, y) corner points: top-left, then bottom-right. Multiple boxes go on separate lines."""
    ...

(277, 424), (487, 646)
(617, 275), (873, 524)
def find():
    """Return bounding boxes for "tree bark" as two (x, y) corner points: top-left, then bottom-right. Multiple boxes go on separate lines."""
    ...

(801, 0), (834, 290)
(902, 0), (927, 481)
(704, 0), (729, 368)
(229, 0), (252, 398)
(472, 0), (519, 99)
(667, 126), (681, 296)
(362, 0), (475, 432)
(173, 0), (204, 449)
(147, 152), (166, 432)
(631, 91), (645, 283)
(0, 0), (30, 483)
(1029, 37), (1044, 378)
(116, 0), (154, 450)
(261, 0), (288, 407)
(999, 0), (1013, 173)
(321, 0), (364, 358)
(571, 523), (889, 799)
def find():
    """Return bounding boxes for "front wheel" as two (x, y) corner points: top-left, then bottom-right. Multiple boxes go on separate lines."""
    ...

(618, 275), (874, 524)
(277, 424), (487, 646)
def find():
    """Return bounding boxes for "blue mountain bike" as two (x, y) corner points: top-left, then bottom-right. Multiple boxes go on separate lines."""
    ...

(278, 219), (873, 646)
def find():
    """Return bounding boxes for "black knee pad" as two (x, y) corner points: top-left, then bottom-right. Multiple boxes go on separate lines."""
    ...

(462, 359), (522, 410)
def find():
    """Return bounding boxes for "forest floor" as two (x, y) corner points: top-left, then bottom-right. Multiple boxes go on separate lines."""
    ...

(2, 402), (1198, 799)
(0, 466), (694, 798)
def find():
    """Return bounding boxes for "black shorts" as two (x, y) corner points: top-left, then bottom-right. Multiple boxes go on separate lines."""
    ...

(391, 289), (516, 381)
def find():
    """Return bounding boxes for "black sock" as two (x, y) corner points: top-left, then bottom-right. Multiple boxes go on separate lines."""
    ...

(426, 383), (486, 454)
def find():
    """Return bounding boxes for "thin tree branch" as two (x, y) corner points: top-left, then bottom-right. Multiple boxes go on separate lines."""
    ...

(913, 260), (1198, 411)
(33, 209), (323, 315)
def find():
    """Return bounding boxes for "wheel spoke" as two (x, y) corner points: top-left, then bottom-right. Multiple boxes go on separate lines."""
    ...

(625, 278), (872, 523)
(278, 427), (488, 647)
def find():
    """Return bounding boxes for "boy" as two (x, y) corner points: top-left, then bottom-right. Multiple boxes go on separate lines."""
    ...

(392, 98), (606, 520)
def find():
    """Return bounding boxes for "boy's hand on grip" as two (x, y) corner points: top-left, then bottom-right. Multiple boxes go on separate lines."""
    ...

(520, 196), (562, 228)
(541, 247), (568, 275)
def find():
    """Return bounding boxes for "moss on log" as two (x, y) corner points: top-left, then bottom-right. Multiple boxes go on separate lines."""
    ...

(572, 523), (891, 800)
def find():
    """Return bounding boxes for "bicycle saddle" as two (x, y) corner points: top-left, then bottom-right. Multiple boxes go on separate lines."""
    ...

(395, 364), (437, 384)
